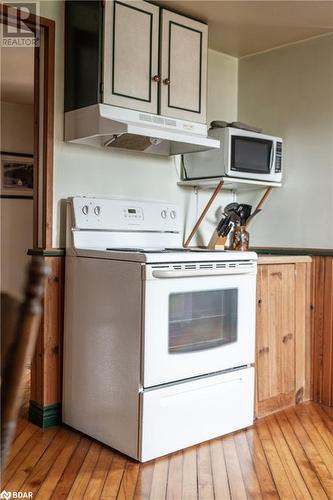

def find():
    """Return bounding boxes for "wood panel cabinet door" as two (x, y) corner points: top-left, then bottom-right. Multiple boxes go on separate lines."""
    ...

(256, 262), (311, 418)
(256, 265), (296, 417)
(160, 10), (207, 123)
(103, 0), (159, 113)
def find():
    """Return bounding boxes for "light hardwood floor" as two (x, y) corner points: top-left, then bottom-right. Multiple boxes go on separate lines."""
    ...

(2, 402), (332, 499)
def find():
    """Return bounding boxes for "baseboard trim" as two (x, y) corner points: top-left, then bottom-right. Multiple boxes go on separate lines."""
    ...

(29, 400), (61, 428)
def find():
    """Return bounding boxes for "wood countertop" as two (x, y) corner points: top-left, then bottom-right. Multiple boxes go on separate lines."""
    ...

(252, 247), (333, 257)
(257, 254), (312, 265)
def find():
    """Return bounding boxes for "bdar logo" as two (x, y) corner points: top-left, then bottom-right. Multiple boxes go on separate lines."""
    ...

(0, 491), (11, 499)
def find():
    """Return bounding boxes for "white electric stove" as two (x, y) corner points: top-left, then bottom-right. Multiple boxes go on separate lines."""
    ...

(63, 196), (257, 462)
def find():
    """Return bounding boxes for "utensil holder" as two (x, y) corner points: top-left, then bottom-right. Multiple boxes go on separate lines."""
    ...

(207, 232), (227, 250)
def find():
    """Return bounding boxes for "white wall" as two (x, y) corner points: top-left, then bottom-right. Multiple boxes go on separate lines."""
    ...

(1, 199), (33, 299)
(1, 102), (34, 154)
(40, 1), (238, 248)
(238, 34), (333, 249)
(1, 102), (34, 299)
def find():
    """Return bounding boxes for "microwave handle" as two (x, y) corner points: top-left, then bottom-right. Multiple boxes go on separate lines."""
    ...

(270, 142), (275, 171)
(151, 268), (255, 279)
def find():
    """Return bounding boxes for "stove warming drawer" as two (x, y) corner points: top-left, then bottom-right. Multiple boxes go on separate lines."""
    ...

(140, 366), (254, 462)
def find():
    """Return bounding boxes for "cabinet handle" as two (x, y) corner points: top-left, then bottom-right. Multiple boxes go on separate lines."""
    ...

(163, 78), (171, 85)
(152, 75), (161, 83)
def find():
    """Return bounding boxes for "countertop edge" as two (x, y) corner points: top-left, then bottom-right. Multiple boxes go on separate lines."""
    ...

(252, 247), (333, 257)
(257, 255), (312, 265)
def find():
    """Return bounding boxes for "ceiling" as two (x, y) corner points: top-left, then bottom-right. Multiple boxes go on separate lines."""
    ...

(1, 47), (34, 104)
(156, 1), (333, 57)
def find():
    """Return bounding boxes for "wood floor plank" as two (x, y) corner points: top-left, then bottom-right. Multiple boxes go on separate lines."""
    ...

(21, 428), (73, 497)
(83, 446), (114, 499)
(289, 406), (333, 477)
(166, 450), (183, 500)
(50, 436), (91, 499)
(15, 417), (29, 436)
(4, 427), (59, 493)
(66, 441), (102, 499)
(149, 456), (169, 500)
(312, 404), (333, 434)
(222, 435), (247, 500)
(34, 432), (81, 499)
(4, 402), (333, 500)
(265, 415), (312, 499)
(182, 446), (198, 500)
(245, 428), (279, 499)
(285, 409), (333, 497)
(255, 420), (296, 499)
(117, 460), (141, 500)
(197, 442), (214, 500)
(2, 427), (44, 486)
(210, 440), (230, 500)
(275, 412), (327, 499)
(234, 431), (262, 499)
(6, 424), (39, 465)
(100, 453), (127, 499)
(133, 460), (154, 500)
(321, 404), (333, 419)
(305, 404), (333, 452)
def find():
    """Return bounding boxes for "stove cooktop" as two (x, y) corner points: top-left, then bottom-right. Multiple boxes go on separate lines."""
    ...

(106, 247), (226, 253)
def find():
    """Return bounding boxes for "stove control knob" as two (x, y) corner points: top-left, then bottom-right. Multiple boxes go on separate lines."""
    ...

(170, 210), (176, 219)
(82, 205), (89, 215)
(94, 206), (101, 216)
(161, 210), (167, 219)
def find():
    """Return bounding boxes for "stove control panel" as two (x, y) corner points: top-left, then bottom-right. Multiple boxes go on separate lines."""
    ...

(123, 207), (144, 220)
(71, 197), (182, 233)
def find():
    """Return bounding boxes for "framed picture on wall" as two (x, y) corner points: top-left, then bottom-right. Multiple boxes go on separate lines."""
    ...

(1, 152), (34, 198)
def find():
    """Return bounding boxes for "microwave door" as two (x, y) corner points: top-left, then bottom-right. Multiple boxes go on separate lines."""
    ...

(230, 136), (273, 176)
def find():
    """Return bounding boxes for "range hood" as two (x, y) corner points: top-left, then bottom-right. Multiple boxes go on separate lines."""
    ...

(65, 104), (220, 156)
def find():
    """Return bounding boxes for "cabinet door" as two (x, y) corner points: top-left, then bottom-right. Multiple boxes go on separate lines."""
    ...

(160, 10), (207, 123)
(256, 264), (296, 417)
(103, 0), (159, 113)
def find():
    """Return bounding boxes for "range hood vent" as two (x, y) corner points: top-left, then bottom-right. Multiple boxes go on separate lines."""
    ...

(65, 104), (220, 156)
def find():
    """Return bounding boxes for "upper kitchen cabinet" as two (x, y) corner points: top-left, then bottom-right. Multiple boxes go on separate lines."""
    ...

(65, 1), (208, 123)
(160, 10), (207, 123)
(103, 1), (159, 114)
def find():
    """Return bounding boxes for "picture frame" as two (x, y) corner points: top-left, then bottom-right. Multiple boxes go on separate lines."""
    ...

(1, 152), (34, 198)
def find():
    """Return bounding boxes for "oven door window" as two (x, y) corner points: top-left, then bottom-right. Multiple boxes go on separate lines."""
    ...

(169, 289), (238, 353)
(231, 136), (272, 174)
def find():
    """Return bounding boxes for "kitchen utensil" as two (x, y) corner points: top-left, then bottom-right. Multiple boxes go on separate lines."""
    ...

(216, 216), (227, 235)
(245, 208), (262, 227)
(224, 202), (239, 214)
(237, 204), (252, 224)
(217, 216), (231, 236)
(222, 223), (232, 237)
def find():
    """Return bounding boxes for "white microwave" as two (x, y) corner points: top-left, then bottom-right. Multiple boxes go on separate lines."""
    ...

(182, 127), (283, 183)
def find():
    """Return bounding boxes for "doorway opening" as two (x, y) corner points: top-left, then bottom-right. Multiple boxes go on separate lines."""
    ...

(0, 4), (55, 422)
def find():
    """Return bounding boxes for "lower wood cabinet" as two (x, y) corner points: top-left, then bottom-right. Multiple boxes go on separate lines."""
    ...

(255, 260), (312, 418)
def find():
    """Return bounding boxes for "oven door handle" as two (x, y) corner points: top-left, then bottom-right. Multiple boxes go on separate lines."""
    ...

(151, 268), (254, 279)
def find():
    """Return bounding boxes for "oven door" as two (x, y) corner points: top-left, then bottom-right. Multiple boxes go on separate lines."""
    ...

(143, 263), (256, 387)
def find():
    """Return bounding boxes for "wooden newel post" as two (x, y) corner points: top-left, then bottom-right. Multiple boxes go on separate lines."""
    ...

(1, 257), (49, 470)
